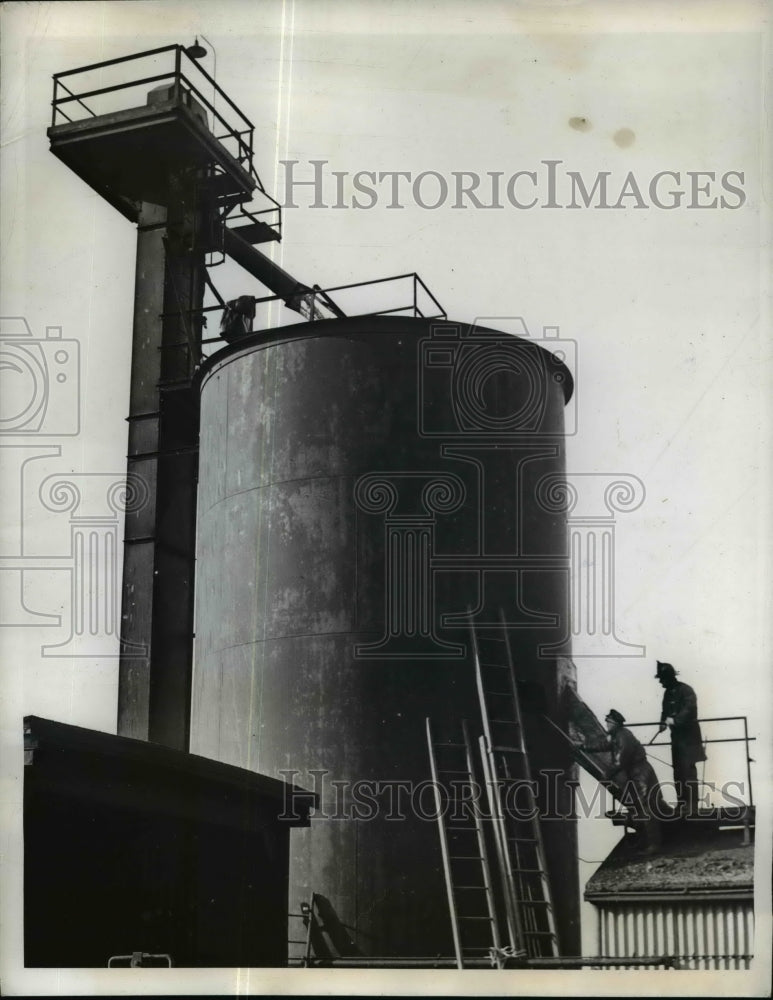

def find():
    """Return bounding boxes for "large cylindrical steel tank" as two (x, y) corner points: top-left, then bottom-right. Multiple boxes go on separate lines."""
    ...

(190, 315), (579, 957)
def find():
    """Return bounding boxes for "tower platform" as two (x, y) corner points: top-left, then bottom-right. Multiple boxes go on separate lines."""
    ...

(48, 94), (255, 222)
(47, 45), (259, 222)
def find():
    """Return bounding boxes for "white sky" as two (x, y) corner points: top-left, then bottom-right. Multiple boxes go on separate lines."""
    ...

(1, 1), (771, 996)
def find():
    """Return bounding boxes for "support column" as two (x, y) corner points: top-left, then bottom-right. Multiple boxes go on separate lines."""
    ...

(118, 186), (204, 748)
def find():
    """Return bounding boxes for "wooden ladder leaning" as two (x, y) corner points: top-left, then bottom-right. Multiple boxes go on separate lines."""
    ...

(426, 717), (505, 968)
(471, 612), (561, 960)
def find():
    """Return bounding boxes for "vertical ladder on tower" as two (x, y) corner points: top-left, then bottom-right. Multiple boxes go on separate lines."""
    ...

(426, 717), (504, 968)
(471, 612), (561, 959)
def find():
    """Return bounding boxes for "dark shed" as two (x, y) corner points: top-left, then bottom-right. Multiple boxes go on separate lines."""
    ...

(23, 716), (315, 967)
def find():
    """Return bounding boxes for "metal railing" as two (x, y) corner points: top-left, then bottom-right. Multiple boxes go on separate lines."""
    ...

(201, 169), (283, 258)
(160, 271), (447, 357)
(51, 44), (283, 245)
(279, 271), (446, 323)
(624, 715), (755, 808)
(201, 271), (446, 341)
(219, 198), (283, 244)
(51, 44), (256, 179)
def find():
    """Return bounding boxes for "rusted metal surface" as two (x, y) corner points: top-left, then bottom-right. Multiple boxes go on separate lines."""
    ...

(191, 316), (577, 956)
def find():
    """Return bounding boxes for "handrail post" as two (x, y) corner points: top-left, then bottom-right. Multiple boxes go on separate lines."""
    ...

(303, 893), (316, 967)
(743, 716), (753, 807)
(173, 45), (181, 103)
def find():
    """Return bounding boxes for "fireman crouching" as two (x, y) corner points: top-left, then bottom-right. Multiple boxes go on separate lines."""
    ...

(579, 709), (665, 855)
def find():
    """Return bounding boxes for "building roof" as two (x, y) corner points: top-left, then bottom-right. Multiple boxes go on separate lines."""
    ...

(24, 715), (317, 829)
(585, 826), (754, 902)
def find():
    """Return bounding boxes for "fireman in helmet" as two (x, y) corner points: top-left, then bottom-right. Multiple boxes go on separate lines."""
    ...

(656, 661), (706, 816)
(579, 709), (664, 854)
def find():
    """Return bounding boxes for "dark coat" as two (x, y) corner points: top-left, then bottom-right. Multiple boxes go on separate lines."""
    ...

(585, 727), (659, 791)
(661, 681), (706, 765)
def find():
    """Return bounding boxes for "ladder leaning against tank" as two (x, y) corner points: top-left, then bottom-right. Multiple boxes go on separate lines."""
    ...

(425, 717), (507, 968)
(426, 610), (561, 968)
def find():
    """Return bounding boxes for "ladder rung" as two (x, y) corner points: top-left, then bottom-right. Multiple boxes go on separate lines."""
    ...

(449, 855), (485, 861)
(458, 915), (495, 922)
(515, 899), (552, 906)
(485, 689), (512, 696)
(512, 868), (545, 875)
(508, 836), (538, 843)
(434, 740), (465, 748)
(490, 718), (518, 724)
(437, 768), (471, 775)
(454, 884), (488, 890)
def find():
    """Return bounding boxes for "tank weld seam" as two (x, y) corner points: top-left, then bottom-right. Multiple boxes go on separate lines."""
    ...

(216, 630), (382, 653)
(199, 472), (354, 515)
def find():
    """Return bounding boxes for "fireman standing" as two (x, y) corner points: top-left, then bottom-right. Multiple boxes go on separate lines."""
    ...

(656, 660), (706, 816)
